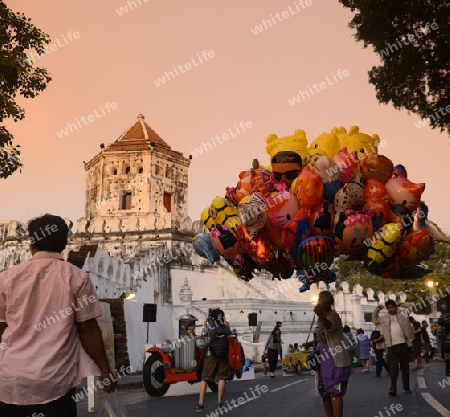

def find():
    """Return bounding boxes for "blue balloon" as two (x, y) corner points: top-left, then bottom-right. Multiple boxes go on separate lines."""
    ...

(192, 233), (221, 264)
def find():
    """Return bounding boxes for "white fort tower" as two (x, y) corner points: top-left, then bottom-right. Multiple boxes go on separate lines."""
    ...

(84, 114), (190, 229)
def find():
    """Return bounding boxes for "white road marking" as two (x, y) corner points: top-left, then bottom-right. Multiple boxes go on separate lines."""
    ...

(417, 376), (427, 389)
(270, 378), (307, 392)
(421, 393), (450, 417)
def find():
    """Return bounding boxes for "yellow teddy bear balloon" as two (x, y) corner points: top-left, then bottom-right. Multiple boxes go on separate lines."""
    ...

(340, 126), (380, 166)
(306, 128), (341, 160)
(266, 129), (308, 162)
(334, 126), (348, 149)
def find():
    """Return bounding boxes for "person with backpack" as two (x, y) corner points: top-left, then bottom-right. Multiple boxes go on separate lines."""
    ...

(264, 327), (282, 378)
(194, 308), (231, 413)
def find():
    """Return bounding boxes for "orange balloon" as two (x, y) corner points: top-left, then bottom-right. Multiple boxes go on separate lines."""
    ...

(364, 179), (388, 200)
(292, 166), (323, 212)
(397, 229), (434, 267)
(361, 154), (393, 184)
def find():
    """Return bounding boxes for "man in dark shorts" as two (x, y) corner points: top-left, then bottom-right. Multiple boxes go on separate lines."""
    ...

(194, 308), (231, 413)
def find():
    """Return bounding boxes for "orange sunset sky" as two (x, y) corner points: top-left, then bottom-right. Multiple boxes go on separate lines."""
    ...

(2, 0), (449, 234)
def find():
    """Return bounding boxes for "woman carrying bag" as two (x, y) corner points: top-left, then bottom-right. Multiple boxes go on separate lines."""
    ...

(264, 328), (282, 377)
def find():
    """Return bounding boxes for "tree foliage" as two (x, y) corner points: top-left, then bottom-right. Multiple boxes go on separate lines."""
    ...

(339, 0), (450, 134)
(335, 242), (450, 313)
(0, 1), (52, 178)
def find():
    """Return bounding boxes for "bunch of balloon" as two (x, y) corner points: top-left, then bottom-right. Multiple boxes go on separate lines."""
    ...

(192, 126), (434, 291)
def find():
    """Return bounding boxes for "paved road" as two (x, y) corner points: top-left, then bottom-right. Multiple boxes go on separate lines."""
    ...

(76, 361), (450, 416)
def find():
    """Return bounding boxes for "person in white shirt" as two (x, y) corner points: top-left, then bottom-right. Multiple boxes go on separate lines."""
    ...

(372, 299), (414, 397)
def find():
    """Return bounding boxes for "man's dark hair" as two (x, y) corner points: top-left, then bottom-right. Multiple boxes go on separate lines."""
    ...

(28, 214), (69, 253)
(385, 299), (397, 308)
(271, 151), (303, 166)
(209, 308), (226, 328)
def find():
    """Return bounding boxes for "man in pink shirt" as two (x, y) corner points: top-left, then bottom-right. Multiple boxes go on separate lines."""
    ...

(0, 214), (116, 416)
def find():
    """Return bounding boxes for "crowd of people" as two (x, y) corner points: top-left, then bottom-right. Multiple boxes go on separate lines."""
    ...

(193, 291), (450, 417)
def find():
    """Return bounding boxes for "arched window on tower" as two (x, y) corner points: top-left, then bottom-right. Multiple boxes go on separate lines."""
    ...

(112, 168), (117, 175)
(165, 168), (173, 179)
(138, 167), (143, 174)
(125, 166), (131, 175)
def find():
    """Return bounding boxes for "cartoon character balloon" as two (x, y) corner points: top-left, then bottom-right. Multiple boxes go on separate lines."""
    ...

(292, 166), (323, 214)
(237, 192), (268, 241)
(334, 210), (374, 257)
(270, 151), (303, 189)
(385, 175), (425, 212)
(201, 197), (239, 232)
(210, 224), (242, 267)
(366, 222), (402, 266)
(361, 154), (393, 184)
(312, 156), (340, 202)
(332, 147), (358, 185)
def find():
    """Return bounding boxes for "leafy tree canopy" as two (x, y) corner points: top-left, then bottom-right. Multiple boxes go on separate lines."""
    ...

(339, 0), (450, 134)
(334, 242), (450, 314)
(0, 1), (52, 178)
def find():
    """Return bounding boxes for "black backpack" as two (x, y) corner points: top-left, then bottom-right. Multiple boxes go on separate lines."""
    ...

(209, 326), (229, 359)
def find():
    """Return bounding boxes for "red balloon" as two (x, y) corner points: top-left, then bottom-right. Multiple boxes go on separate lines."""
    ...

(237, 224), (279, 277)
(362, 198), (390, 229)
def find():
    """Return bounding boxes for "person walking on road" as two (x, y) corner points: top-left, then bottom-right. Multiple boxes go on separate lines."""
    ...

(314, 290), (352, 417)
(370, 327), (389, 377)
(264, 327), (282, 378)
(409, 316), (423, 370)
(275, 321), (283, 357)
(194, 308), (231, 413)
(356, 329), (372, 372)
(421, 320), (431, 363)
(372, 300), (414, 396)
(0, 214), (116, 417)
